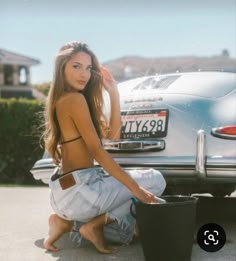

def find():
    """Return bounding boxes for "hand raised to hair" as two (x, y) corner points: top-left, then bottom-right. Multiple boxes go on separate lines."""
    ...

(100, 66), (118, 95)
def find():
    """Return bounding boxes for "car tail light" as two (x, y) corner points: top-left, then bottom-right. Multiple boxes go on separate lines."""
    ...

(211, 126), (236, 140)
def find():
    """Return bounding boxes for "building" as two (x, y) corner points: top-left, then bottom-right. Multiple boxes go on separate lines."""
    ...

(0, 48), (40, 98)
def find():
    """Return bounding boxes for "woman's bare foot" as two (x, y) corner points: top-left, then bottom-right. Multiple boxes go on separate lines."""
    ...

(43, 214), (73, 251)
(79, 223), (117, 254)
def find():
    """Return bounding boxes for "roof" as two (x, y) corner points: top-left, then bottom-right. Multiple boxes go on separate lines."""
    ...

(0, 48), (40, 66)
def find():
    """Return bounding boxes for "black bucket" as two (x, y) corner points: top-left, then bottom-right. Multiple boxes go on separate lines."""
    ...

(131, 196), (198, 261)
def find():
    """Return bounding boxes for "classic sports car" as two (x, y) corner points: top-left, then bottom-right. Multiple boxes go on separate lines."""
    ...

(31, 71), (236, 197)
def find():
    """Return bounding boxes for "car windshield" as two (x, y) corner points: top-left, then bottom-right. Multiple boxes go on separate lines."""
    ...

(130, 73), (236, 98)
(133, 75), (180, 90)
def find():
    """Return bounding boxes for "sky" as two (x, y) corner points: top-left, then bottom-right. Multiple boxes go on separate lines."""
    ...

(1, 0), (235, 84)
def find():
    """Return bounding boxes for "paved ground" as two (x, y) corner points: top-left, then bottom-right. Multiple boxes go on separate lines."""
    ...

(0, 187), (235, 261)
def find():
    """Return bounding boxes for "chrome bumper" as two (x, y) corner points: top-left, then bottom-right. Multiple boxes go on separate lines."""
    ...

(30, 129), (236, 184)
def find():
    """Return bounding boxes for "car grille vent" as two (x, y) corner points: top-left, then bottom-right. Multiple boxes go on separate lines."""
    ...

(133, 75), (180, 91)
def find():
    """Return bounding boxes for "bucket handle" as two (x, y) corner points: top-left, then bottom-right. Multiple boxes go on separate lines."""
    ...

(130, 197), (139, 219)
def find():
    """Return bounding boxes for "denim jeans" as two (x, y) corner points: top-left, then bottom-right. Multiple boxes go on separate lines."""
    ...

(70, 214), (137, 246)
(49, 167), (166, 244)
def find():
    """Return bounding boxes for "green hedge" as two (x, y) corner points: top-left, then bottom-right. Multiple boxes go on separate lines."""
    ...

(33, 82), (50, 96)
(0, 98), (45, 185)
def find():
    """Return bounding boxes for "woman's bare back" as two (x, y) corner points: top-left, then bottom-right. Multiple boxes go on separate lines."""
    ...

(56, 93), (94, 173)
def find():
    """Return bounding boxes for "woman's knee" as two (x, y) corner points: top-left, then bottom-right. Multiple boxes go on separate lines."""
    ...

(127, 168), (166, 195)
(150, 169), (166, 195)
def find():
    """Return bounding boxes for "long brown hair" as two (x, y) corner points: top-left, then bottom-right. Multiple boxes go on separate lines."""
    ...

(43, 41), (108, 164)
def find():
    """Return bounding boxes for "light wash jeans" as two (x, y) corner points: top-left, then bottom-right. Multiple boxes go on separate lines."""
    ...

(49, 167), (166, 245)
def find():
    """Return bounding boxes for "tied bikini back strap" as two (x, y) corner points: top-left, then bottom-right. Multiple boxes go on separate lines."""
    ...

(61, 135), (82, 145)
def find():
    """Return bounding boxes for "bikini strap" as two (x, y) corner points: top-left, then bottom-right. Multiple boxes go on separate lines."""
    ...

(61, 135), (82, 145)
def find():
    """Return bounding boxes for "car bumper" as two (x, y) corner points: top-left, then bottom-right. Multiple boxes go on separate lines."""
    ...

(30, 130), (236, 185)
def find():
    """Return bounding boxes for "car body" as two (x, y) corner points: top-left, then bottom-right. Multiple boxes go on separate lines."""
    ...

(31, 71), (236, 196)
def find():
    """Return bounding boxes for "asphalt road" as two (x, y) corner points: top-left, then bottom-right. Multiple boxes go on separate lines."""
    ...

(0, 187), (235, 261)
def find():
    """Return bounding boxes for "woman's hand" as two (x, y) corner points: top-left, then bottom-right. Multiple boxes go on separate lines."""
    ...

(100, 66), (118, 95)
(100, 66), (121, 140)
(132, 186), (158, 204)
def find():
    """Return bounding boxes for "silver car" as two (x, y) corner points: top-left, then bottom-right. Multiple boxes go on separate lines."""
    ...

(31, 71), (236, 197)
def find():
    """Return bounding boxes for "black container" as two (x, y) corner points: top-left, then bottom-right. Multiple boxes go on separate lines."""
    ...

(131, 196), (198, 261)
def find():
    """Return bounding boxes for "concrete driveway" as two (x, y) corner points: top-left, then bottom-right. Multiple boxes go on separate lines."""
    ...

(0, 187), (235, 261)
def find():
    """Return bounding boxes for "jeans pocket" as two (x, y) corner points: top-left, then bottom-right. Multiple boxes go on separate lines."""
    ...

(68, 184), (100, 221)
(86, 174), (103, 195)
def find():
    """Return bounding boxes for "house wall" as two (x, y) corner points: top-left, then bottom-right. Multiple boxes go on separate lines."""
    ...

(0, 64), (32, 98)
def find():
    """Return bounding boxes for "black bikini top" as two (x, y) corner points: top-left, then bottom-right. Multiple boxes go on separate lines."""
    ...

(61, 135), (82, 145)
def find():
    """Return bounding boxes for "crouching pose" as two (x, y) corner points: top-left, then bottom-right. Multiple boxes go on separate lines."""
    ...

(42, 41), (166, 253)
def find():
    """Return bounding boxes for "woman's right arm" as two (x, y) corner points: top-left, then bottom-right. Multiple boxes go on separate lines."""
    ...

(100, 66), (121, 141)
(66, 93), (157, 203)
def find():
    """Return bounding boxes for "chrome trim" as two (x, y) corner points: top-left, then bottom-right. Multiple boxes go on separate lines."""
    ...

(196, 129), (206, 179)
(104, 140), (165, 152)
(211, 127), (236, 140)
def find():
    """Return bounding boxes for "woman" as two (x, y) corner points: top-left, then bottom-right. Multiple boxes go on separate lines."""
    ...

(43, 41), (166, 253)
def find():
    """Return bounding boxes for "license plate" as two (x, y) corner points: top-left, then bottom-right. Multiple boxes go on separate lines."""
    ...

(121, 109), (169, 139)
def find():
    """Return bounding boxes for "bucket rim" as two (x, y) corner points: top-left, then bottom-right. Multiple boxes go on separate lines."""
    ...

(136, 195), (198, 207)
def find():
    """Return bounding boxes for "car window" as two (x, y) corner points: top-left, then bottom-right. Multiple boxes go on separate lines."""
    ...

(130, 73), (236, 98)
(132, 75), (180, 91)
(166, 73), (236, 98)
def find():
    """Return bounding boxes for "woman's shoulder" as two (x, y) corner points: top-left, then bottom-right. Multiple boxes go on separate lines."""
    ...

(57, 92), (86, 108)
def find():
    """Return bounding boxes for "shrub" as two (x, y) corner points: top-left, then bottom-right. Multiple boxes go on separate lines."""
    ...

(0, 98), (45, 185)
(33, 82), (50, 96)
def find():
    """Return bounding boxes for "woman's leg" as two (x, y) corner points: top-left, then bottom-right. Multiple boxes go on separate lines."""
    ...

(45, 168), (165, 252)
(97, 168), (166, 221)
(43, 213), (116, 253)
(83, 168), (166, 247)
(43, 213), (73, 251)
(79, 214), (117, 254)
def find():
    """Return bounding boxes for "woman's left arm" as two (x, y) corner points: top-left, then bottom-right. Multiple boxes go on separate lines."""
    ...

(101, 66), (121, 140)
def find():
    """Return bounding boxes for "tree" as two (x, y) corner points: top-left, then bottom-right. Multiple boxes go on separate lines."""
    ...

(221, 49), (230, 57)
